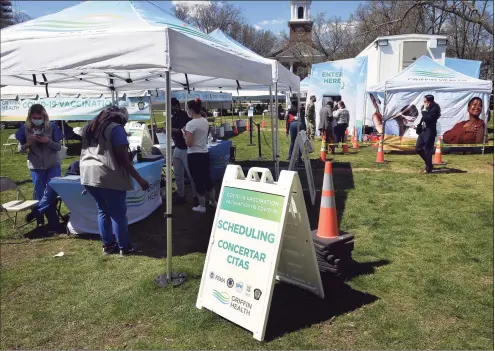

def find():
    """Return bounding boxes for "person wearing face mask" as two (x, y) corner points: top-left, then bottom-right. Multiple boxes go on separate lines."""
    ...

(443, 97), (485, 145)
(80, 106), (150, 255)
(183, 98), (217, 213)
(170, 98), (196, 205)
(416, 94), (441, 174)
(15, 104), (64, 233)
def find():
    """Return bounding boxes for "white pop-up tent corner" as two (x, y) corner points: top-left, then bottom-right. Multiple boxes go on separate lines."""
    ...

(367, 56), (492, 149)
(0, 0), (278, 287)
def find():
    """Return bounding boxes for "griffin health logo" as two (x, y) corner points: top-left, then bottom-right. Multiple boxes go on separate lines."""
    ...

(212, 290), (229, 305)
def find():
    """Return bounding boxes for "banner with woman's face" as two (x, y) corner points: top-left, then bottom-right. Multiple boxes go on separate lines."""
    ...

(367, 91), (489, 150)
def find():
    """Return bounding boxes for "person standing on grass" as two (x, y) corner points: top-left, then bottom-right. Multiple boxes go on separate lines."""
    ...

(286, 106), (306, 162)
(183, 98), (217, 213)
(15, 104), (64, 233)
(333, 101), (350, 150)
(306, 95), (316, 140)
(416, 95), (441, 174)
(80, 106), (149, 256)
(170, 97), (196, 205)
(319, 101), (336, 155)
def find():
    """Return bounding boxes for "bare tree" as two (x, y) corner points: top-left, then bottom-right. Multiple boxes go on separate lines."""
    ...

(12, 10), (30, 24)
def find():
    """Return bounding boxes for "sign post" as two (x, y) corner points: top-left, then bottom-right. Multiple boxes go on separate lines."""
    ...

(288, 130), (316, 206)
(248, 107), (255, 146)
(196, 165), (324, 341)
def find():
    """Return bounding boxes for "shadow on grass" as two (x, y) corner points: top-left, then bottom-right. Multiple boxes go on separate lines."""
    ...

(264, 272), (379, 341)
(346, 259), (390, 281)
(431, 168), (468, 174)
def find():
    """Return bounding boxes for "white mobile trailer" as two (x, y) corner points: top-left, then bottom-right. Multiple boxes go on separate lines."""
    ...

(357, 34), (448, 88)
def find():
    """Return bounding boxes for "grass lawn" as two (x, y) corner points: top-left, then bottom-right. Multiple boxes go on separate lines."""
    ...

(0, 115), (493, 349)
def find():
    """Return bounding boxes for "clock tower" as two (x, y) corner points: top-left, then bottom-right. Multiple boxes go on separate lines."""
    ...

(289, 0), (313, 43)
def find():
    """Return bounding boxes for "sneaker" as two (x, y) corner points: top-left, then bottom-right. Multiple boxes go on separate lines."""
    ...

(208, 201), (218, 208)
(47, 223), (66, 234)
(192, 205), (206, 213)
(102, 244), (117, 255)
(120, 244), (136, 257)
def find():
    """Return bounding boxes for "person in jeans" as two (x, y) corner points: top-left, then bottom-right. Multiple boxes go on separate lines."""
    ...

(15, 104), (64, 233)
(416, 95), (441, 174)
(333, 101), (350, 150)
(184, 98), (217, 213)
(170, 97), (196, 204)
(287, 106), (306, 163)
(80, 106), (149, 255)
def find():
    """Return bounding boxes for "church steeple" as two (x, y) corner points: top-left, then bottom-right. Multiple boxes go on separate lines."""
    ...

(289, 1), (313, 43)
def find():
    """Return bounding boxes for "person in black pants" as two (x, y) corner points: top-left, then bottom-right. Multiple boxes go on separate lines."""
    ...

(416, 95), (441, 174)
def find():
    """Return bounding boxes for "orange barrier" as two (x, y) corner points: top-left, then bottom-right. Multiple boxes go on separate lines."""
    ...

(352, 126), (359, 149)
(320, 134), (327, 162)
(433, 136), (447, 165)
(375, 136), (386, 163)
(316, 161), (339, 239)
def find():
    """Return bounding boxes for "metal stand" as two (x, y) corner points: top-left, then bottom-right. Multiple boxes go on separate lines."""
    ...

(248, 116), (255, 146)
(156, 70), (186, 288)
(256, 122), (263, 160)
(155, 273), (187, 288)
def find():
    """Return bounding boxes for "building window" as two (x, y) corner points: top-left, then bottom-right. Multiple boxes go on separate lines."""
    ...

(298, 6), (304, 19)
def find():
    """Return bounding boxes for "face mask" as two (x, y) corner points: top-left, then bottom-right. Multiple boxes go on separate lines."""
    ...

(32, 119), (44, 127)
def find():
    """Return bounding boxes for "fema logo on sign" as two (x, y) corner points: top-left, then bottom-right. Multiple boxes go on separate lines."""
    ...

(227, 278), (234, 288)
(209, 272), (214, 279)
(235, 282), (244, 293)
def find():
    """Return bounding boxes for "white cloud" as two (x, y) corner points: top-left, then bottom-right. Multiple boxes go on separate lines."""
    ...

(254, 24), (262, 30)
(256, 18), (285, 27)
(172, 0), (211, 6)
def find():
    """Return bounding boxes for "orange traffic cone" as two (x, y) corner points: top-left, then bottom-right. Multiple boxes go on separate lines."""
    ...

(320, 134), (327, 162)
(261, 118), (266, 129)
(316, 161), (339, 239)
(246, 119), (250, 132)
(352, 126), (360, 149)
(433, 136), (447, 165)
(342, 129), (349, 154)
(375, 135), (386, 163)
(233, 123), (238, 135)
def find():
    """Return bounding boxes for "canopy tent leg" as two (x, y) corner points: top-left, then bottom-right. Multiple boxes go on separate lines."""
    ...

(61, 120), (66, 147)
(156, 70), (186, 288)
(275, 83), (280, 180)
(149, 94), (155, 145)
(269, 86), (275, 164)
(297, 91), (301, 134)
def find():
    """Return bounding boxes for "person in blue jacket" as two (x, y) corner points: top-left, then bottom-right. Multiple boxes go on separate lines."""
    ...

(15, 104), (64, 232)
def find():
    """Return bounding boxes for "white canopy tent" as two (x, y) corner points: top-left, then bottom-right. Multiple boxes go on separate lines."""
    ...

(367, 56), (492, 151)
(0, 0), (279, 286)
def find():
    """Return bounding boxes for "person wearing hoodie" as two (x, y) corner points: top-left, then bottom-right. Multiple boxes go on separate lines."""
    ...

(15, 104), (64, 233)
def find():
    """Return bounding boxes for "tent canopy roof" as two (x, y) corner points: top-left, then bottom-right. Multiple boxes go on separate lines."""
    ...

(0, 0), (275, 92)
(209, 29), (300, 91)
(367, 56), (492, 93)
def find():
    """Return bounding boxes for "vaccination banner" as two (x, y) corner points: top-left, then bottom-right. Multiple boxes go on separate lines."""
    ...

(307, 56), (368, 140)
(1, 95), (150, 122)
(49, 160), (164, 235)
(367, 91), (490, 150)
(151, 90), (232, 104)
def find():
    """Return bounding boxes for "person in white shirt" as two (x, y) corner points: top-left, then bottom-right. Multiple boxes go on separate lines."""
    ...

(183, 98), (217, 213)
(332, 101), (350, 149)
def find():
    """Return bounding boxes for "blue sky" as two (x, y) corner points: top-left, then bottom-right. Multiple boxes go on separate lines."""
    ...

(13, 1), (362, 33)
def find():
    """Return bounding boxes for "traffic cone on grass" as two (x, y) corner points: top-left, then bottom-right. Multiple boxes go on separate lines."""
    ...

(375, 135), (387, 163)
(233, 123), (238, 135)
(433, 136), (447, 165)
(246, 119), (250, 132)
(316, 161), (339, 239)
(320, 135), (327, 162)
(311, 161), (355, 276)
(261, 117), (266, 129)
(342, 129), (349, 154)
(352, 127), (360, 149)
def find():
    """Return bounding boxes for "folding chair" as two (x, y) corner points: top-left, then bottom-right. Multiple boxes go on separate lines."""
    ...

(0, 176), (39, 237)
(2, 134), (18, 155)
